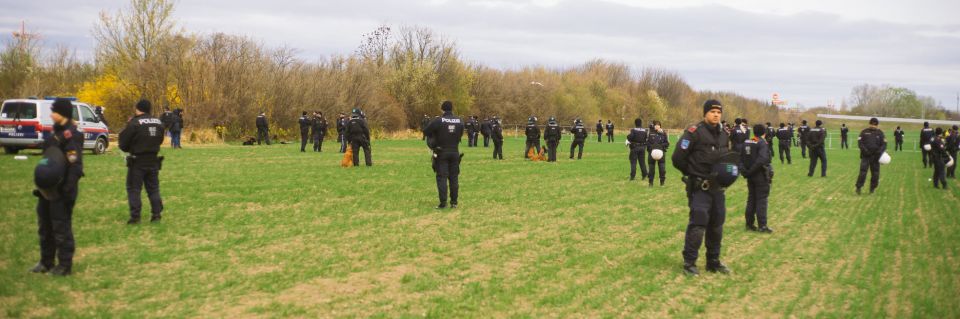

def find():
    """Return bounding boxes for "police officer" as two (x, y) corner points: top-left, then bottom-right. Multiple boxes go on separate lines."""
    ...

(605, 120), (615, 142)
(256, 111), (270, 145)
(798, 120), (809, 158)
(765, 122), (776, 157)
(856, 118), (886, 194)
(596, 120), (603, 142)
(346, 108), (372, 166)
(947, 125), (958, 178)
(94, 105), (109, 130)
(543, 117), (562, 162)
(569, 119), (588, 159)
(420, 114), (430, 141)
(741, 124), (773, 233)
(730, 118), (748, 151)
(169, 109), (183, 149)
(311, 111), (328, 152)
(298, 111), (311, 152)
(626, 118), (649, 181)
(672, 99), (738, 276)
(920, 122), (934, 168)
(491, 116), (504, 160)
(893, 126), (904, 151)
(840, 123), (850, 149)
(806, 120), (827, 177)
(337, 113), (348, 153)
(776, 123), (792, 164)
(524, 116), (541, 159)
(931, 128), (948, 189)
(30, 98), (84, 276)
(647, 120), (670, 186)
(119, 99), (165, 225)
(465, 116), (478, 147)
(788, 122), (796, 147)
(480, 117), (492, 147)
(424, 101), (464, 209)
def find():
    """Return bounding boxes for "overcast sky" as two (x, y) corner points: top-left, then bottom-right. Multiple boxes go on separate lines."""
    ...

(3, 0), (959, 109)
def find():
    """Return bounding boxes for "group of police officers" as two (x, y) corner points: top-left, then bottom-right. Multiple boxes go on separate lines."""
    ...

(28, 96), (958, 277)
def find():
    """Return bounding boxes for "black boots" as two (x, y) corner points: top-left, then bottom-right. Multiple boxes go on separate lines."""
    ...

(706, 260), (731, 274)
(29, 263), (51, 274)
(49, 265), (71, 276)
(683, 262), (699, 276)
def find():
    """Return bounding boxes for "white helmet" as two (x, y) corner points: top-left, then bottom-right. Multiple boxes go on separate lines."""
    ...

(923, 144), (932, 151)
(651, 149), (664, 160)
(878, 152), (891, 165)
(948, 155), (955, 168)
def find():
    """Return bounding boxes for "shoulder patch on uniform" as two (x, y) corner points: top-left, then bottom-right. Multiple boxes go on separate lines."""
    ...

(680, 139), (690, 150)
(63, 130), (72, 139)
(687, 126), (697, 133)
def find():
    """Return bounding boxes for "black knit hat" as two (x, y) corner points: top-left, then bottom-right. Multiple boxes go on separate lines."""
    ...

(869, 118), (879, 125)
(441, 100), (453, 112)
(51, 98), (73, 120)
(702, 99), (722, 115)
(136, 99), (151, 113)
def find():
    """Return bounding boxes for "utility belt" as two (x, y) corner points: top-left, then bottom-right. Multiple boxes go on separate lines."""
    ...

(683, 175), (725, 192)
(126, 153), (164, 170)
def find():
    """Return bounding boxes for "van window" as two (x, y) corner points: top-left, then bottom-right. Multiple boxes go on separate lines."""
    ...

(79, 105), (97, 123)
(1, 102), (38, 119)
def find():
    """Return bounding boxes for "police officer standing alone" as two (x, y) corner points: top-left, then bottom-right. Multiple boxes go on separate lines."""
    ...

(311, 111), (327, 152)
(856, 118), (886, 194)
(569, 119), (588, 159)
(920, 122), (934, 167)
(596, 120), (603, 142)
(491, 116), (504, 160)
(672, 99), (737, 276)
(30, 98), (84, 276)
(119, 99), (165, 225)
(776, 123), (792, 164)
(894, 126), (904, 151)
(647, 120), (670, 186)
(346, 108), (372, 166)
(543, 117), (562, 162)
(741, 124), (773, 233)
(806, 120), (827, 177)
(840, 123), (850, 149)
(256, 111), (270, 145)
(424, 101), (464, 209)
(524, 116), (541, 159)
(627, 118), (649, 181)
(947, 125), (958, 178)
(606, 120), (615, 142)
(298, 111), (311, 152)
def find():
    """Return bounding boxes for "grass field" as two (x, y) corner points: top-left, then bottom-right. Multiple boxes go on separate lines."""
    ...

(1, 133), (958, 318)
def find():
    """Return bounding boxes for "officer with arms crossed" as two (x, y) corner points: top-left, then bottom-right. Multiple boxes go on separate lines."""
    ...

(119, 99), (166, 224)
(672, 99), (740, 276)
(424, 101), (464, 209)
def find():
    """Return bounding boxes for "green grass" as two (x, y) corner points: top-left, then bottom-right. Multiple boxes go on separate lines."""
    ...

(1, 134), (958, 317)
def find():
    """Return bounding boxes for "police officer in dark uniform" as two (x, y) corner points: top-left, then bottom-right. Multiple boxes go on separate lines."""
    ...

(605, 120), (615, 142)
(596, 120), (603, 142)
(647, 120), (670, 186)
(424, 101), (464, 209)
(569, 119), (588, 159)
(798, 120), (809, 158)
(465, 116), (478, 147)
(524, 116), (541, 158)
(893, 126), (904, 151)
(806, 120), (827, 177)
(856, 118), (886, 194)
(420, 114), (430, 141)
(672, 99), (738, 276)
(931, 128), (948, 189)
(337, 113), (348, 153)
(840, 123), (850, 149)
(94, 106), (109, 130)
(491, 116), (504, 160)
(30, 98), (84, 276)
(298, 111), (311, 152)
(788, 122), (796, 147)
(346, 108), (372, 166)
(765, 122), (776, 157)
(256, 112), (270, 145)
(741, 124), (773, 233)
(627, 118), (649, 181)
(480, 117), (492, 147)
(311, 111), (328, 152)
(920, 122), (934, 167)
(776, 123), (792, 164)
(947, 125), (959, 178)
(730, 118), (749, 152)
(543, 117), (561, 162)
(119, 99), (166, 225)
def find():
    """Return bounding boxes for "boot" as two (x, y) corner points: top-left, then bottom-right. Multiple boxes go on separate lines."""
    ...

(706, 260), (731, 274)
(683, 262), (699, 276)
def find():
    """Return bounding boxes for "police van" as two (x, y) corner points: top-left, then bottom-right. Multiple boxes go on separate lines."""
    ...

(0, 98), (110, 155)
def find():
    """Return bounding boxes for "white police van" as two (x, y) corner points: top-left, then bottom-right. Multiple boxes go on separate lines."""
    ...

(0, 98), (110, 155)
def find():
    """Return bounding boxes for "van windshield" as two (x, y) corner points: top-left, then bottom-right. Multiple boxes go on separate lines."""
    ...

(1, 102), (38, 120)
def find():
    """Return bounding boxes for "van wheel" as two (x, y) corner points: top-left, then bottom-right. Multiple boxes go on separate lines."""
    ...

(93, 137), (108, 155)
(3, 146), (19, 154)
